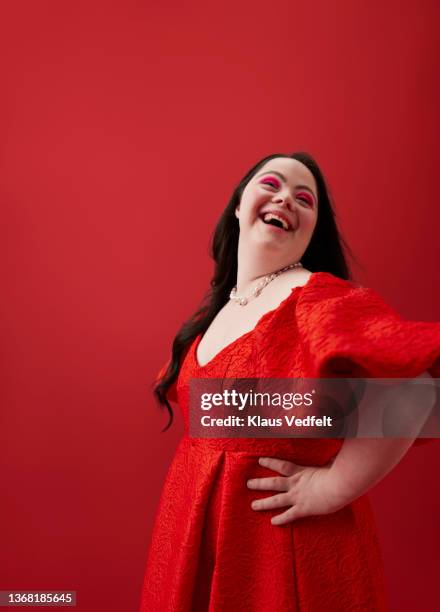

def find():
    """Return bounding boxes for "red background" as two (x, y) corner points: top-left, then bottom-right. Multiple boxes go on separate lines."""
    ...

(1, 1), (439, 610)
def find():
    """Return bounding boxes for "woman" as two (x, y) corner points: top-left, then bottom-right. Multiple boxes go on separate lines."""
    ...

(139, 152), (440, 611)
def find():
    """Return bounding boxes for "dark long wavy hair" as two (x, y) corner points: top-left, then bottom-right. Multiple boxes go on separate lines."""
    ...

(153, 152), (361, 431)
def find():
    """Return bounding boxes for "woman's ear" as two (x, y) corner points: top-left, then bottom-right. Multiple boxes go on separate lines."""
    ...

(235, 206), (240, 219)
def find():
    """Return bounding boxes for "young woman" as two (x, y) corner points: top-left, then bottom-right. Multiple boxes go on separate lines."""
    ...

(139, 152), (440, 611)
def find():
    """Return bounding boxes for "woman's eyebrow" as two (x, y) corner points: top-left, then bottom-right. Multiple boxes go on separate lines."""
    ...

(257, 170), (317, 200)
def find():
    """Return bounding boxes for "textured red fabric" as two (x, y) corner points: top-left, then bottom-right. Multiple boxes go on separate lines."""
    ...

(140, 272), (440, 611)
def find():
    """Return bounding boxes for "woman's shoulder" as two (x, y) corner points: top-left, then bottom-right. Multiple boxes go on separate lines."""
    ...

(304, 271), (364, 297)
(299, 271), (402, 318)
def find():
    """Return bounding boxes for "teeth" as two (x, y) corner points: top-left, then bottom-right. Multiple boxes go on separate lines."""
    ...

(262, 213), (289, 230)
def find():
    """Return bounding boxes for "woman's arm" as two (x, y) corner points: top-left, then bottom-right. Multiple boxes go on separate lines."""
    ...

(327, 370), (436, 503)
(247, 371), (437, 525)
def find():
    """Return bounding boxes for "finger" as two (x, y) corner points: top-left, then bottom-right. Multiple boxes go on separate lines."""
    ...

(258, 456), (300, 477)
(247, 476), (288, 492)
(271, 505), (301, 526)
(251, 493), (290, 511)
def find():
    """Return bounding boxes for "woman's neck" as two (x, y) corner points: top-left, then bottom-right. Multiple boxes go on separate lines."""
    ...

(235, 242), (302, 294)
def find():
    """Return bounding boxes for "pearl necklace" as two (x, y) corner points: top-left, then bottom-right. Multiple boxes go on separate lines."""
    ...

(229, 261), (303, 306)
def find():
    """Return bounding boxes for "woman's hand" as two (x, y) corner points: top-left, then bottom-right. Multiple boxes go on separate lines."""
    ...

(247, 456), (349, 526)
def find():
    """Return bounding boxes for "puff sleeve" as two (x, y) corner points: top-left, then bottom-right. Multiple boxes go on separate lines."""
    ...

(297, 283), (440, 379)
(297, 280), (440, 446)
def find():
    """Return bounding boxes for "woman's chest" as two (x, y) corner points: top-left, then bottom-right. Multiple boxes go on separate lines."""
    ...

(196, 316), (255, 368)
(177, 321), (307, 426)
(190, 316), (305, 382)
(196, 292), (295, 368)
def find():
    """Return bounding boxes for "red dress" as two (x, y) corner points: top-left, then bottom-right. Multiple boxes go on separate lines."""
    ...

(139, 272), (440, 612)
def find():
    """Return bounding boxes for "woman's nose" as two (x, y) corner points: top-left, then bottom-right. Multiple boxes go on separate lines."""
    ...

(273, 194), (294, 209)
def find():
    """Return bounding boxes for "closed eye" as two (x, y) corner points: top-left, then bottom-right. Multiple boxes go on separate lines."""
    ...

(261, 178), (279, 188)
(260, 178), (315, 206)
(297, 195), (313, 206)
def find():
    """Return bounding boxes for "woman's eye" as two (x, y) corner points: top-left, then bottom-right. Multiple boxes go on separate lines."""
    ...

(260, 179), (314, 206)
(297, 194), (313, 206)
(261, 178), (279, 188)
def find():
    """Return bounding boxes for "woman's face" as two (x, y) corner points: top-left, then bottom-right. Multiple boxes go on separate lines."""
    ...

(235, 157), (319, 256)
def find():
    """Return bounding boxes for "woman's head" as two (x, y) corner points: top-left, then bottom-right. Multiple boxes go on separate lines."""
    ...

(235, 156), (319, 267)
(210, 151), (356, 295)
(154, 151), (360, 431)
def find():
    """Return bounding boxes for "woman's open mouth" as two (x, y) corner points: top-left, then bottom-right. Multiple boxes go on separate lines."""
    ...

(259, 212), (292, 233)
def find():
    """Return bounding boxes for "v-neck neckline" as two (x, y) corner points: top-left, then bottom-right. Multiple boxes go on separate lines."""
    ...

(193, 272), (320, 370)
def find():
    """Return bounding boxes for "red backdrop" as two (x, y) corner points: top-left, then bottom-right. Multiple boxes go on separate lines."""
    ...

(1, 1), (439, 610)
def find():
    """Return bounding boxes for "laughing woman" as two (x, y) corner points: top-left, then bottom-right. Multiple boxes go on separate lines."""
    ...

(139, 152), (440, 612)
